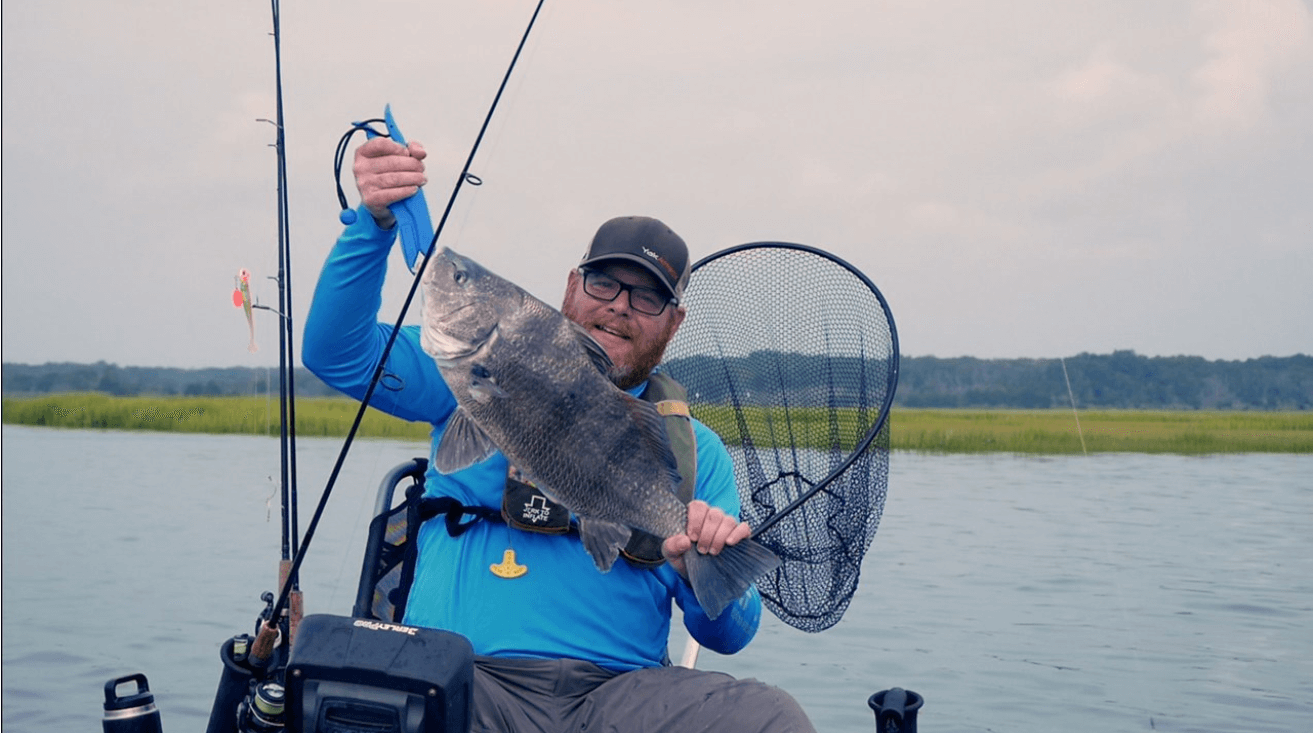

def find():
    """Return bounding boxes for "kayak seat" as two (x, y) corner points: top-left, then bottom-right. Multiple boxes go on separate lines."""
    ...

(352, 457), (429, 623)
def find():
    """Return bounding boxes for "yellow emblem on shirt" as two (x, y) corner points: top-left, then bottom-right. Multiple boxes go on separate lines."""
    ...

(490, 548), (528, 579)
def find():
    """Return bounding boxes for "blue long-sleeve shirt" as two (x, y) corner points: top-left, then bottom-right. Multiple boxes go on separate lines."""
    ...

(302, 208), (761, 671)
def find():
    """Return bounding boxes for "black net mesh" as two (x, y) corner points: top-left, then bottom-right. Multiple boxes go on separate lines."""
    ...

(660, 243), (898, 632)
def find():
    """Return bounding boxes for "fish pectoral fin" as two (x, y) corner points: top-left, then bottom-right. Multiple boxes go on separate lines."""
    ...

(433, 408), (499, 473)
(568, 321), (615, 375)
(577, 517), (632, 572)
(469, 363), (508, 404)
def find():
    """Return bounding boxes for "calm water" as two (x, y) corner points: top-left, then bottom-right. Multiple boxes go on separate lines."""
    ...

(2, 425), (1310, 732)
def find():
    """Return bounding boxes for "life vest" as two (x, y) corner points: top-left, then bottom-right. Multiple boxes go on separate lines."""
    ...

(420, 373), (698, 569)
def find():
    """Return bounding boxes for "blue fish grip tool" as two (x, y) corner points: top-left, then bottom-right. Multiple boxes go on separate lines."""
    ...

(337, 104), (435, 274)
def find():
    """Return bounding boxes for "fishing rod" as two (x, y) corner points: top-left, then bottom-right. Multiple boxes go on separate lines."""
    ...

(119, 4), (307, 732)
(240, 0), (304, 658)
(268, 0), (303, 640)
(225, 0), (303, 654)
(250, 0), (548, 660)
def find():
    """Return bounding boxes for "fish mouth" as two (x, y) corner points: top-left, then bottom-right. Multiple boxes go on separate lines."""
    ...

(423, 301), (496, 362)
(438, 302), (475, 325)
(425, 322), (496, 364)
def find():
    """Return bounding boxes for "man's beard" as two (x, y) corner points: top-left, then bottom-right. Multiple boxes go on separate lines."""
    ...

(562, 304), (676, 390)
(606, 327), (672, 390)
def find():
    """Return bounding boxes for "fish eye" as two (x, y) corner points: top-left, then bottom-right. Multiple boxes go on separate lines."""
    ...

(453, 268), (469, 285)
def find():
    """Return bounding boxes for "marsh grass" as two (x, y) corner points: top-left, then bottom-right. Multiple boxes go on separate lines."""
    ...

(0, 393), (432, 441)
(890, 409), (1311, 454)
(3, 393), (1309, 454)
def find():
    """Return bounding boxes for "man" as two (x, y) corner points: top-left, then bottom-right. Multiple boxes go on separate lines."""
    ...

(303, 136), (815, 732)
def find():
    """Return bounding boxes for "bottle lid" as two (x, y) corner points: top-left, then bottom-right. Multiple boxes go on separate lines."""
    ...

(103, 674), (155, 712)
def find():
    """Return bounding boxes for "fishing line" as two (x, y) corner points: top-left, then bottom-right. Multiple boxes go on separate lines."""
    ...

(325, 467), (384, 611)
(263, 0), (549, 629)
(1054, 357), (1156, 723)
(1060, 356), (1087, 455)
(445, 0), (558, 240)
(265, 366), (274, 436)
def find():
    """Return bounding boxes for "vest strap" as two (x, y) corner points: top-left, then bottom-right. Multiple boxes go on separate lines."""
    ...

(419, 496), (502, 538)
(653, 399), (689, 417)
(617, 373), (697, 567)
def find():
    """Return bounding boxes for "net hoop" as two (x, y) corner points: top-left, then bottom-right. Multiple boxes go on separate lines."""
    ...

(662, 241), (899, 631)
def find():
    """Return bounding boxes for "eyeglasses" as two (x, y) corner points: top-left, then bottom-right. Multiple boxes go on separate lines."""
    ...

(578, 268), (676, 316)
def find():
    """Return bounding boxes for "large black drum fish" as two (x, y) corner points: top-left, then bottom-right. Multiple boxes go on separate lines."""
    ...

(420, 247), (780, 619)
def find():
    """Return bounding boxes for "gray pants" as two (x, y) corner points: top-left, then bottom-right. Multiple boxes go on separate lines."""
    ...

(472, 657), (817, 733)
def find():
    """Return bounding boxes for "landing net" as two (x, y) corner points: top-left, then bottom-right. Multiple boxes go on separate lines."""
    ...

(661, 243), (899, 632)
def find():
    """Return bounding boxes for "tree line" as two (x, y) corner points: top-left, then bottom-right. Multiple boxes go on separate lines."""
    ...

(895, 351), (1311, 410)
(0, 362), (342, 399)
(2, 351), (1311, 410)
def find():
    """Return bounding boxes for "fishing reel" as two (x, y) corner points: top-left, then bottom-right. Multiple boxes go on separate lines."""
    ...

(236, 681), (287, 732)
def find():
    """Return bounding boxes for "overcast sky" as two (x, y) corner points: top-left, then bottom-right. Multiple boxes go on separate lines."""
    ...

(3, 0), (1311, 369)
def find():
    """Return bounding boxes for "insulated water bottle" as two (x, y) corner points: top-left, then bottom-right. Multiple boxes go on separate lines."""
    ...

(103, 673), (164, 733)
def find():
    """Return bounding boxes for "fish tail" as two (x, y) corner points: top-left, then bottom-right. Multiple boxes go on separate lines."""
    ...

(685, 538), (781, 620)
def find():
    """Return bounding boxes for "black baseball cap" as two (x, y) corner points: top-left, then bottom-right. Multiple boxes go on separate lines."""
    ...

(579, 216), (691, 302)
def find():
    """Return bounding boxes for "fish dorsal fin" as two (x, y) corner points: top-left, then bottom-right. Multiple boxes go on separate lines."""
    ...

(568, 321), (614, 376)
(624, 394), (682, 484)
(433, 407), (499, 473)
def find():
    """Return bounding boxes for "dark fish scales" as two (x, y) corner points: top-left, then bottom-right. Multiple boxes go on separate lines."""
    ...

(420, 247), (780, 619)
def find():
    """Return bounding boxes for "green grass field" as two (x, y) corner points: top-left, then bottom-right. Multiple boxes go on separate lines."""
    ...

(3, 393), (1310, 454)
(0, 393), (434, 441)
(890, 408), (1311, 454)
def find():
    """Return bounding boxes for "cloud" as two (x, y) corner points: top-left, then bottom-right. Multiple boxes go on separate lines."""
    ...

(1, 0), (1309, 367)
(1191, 0), (1312, 133)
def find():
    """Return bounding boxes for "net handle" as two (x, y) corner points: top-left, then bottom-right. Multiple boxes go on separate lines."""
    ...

(685, 242), (900, 539)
